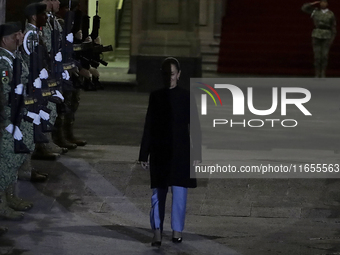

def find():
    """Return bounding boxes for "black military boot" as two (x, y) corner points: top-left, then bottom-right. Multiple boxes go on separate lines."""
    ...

(0, 192), (24, 220)
(52, 116), (77, 150)
(6, 184), (33, 211)
(92, 76), (104, 90)
(83, 78), (97, 91)
(64, 119), (87, 147)
(18, 155), (48, 182)
(45, 133), (68, 154)
(31, 143), (60, 160)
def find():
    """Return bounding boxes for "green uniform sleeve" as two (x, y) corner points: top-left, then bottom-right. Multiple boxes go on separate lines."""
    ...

(0, 60), (13, 128)
(302, 3), (315, 14)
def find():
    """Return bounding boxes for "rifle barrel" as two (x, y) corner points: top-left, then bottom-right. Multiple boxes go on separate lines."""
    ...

(96, 1), (99, 15)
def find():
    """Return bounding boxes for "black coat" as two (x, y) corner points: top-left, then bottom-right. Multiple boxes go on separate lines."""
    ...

(139, 86), (201, 189)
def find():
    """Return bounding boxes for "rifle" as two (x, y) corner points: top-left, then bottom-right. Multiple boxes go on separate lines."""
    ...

(91, 44), (113, 67)
(10, 41), (30, 153)
(62, 4), (77, 71)
(72, 9), (82, 34)
(24, 34), (49, 144)
(50, 12), (73, 93)
(90, 1), (100, 41)
(81, 14), (90, 42)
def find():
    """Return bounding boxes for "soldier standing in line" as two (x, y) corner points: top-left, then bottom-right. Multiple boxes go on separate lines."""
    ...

(51, 0), (87, 148)
(0, 24), (9, 237)
(21, 4), (62, 167)
(0, 22), (36, 221)
(16, 3), (54, 182)
(302, 0), (337, 78)
(55, 0), (87, 148)
(28, 0), (74, 159)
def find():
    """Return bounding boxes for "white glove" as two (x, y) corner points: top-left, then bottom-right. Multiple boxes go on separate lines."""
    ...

(27, 111), (41, 125)
(53, 90), (64, 101)
(39, 68), (49, 80)
(33, 77), (42, 89)
(84, 36), (92, 43)
(62, 70), (70, 80)
(55, 52), (62, 62)
(39, 110), (50, 121)
(15, 84), (24, 95)
(66, 33), (74, 43)
(5, 124), (23, 140)
(75, 30), (83, 40)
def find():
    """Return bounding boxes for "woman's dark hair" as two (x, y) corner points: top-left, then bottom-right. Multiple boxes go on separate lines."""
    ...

(161, 57), (181, 72)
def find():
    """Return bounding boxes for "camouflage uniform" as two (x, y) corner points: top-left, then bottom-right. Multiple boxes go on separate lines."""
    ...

(302, 3), (337, 77)
(0, 47), (33, 191)
(51, 15), (81, 149)
(40, 18), (58, 126)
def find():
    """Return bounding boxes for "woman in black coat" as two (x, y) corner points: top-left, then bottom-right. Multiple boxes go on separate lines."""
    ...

(139, 57), (201, 246)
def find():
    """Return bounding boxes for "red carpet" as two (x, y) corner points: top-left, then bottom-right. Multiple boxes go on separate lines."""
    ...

(217, 0), (340, 76)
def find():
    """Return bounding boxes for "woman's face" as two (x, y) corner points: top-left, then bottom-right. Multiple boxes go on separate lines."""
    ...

(170, 64), (181, 89)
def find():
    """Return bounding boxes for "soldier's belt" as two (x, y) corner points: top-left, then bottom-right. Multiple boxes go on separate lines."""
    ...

(24, 97), (36, 105)
(47, 79), (59, 88)
(42, 89), (56, 97)
(73, 43), (93, 52)
(73, 44), (83, 52)
(63, 62), (76, 70)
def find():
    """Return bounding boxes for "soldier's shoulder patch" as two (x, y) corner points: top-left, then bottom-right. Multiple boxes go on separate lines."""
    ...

(1, 70), (8, 77)
(1, 70), (9, 85)
(1, 76), (9, 85)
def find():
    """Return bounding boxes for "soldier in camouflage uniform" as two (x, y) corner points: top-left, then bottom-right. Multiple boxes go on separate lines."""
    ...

(31, 0), (78, 154)
(55, 0), (87, 148)
(24, 2), (65, 161)
(302, 0), (337, 77)
(0, 22), (36, 221)
(0, 24), (9, 237)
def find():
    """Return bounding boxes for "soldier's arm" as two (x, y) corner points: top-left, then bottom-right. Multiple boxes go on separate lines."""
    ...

(301, 2), (319, 14)
(0, 60), (13, 128)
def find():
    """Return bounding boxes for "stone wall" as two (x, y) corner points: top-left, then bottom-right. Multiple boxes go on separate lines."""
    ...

(88, 0), (117, 61)
(131, 0), (202, 92)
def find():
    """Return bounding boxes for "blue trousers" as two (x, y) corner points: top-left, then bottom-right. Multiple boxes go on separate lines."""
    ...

(150, 186), (188, 232)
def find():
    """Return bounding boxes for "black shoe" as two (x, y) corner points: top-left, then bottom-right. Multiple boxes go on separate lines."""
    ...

(31, 144), (60, 161)
(172, 231), (182, 243)
(31, 171), (48, 182)
(151, 229), (162, 247)
(31, 151), (60, 161)
(61, 147), (69, 154)
(34, 170), (49, 178)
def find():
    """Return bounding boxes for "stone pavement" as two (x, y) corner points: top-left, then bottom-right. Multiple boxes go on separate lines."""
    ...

(1, 87), (340, 255)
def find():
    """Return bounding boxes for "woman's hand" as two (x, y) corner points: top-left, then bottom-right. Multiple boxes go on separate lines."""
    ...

(311, 1), (320, 5)
(141, 161), (149, 170)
